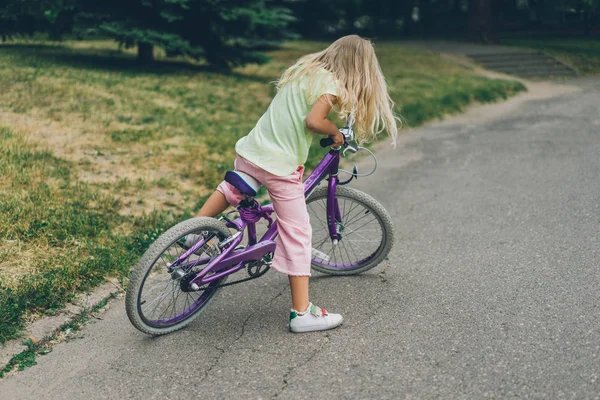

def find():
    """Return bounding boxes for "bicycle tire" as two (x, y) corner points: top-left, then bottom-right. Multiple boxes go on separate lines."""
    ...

(125, 217), (231, 335)
(307, 186), (394, 275)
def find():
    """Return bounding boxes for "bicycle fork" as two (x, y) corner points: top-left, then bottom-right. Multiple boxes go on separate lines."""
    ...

(326, 176), (343, 245)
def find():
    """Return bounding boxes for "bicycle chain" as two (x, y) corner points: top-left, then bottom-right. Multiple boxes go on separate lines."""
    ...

(191, 263), (271, 290)
(214, 265), (271, 288)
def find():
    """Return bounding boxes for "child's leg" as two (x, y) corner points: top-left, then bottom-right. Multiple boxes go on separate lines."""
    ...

(196, 155), (246, 218)
(197, 190), (229, 217)
(261, 168), (312, 277)
(197, 167), (246, 218)
(289, 275), (310, 313)
(231, 157), (312, 298)
(231, 156), (343, 332)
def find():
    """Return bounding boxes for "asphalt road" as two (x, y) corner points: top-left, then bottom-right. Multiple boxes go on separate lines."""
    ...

(2, 80), (599, 399)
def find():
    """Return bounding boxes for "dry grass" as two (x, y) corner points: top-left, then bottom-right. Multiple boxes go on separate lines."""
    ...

(0, 241), (64, 284)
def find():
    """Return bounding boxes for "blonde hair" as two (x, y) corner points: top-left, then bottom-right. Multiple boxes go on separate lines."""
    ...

(277, 35), (399, 146)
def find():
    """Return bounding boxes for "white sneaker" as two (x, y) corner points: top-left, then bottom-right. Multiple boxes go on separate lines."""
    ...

(289, 303), (343, 333)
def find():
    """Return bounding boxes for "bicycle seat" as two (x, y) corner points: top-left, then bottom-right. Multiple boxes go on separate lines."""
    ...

(224, 170), (262, 197)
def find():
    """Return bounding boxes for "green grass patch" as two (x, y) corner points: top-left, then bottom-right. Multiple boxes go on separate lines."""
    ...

(500, 35), (600, 75)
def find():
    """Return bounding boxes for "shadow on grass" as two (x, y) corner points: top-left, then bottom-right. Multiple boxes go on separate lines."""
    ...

(0, 42), (272, 83)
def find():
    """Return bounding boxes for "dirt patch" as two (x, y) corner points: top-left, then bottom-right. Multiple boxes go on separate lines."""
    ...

(0, 240), (64, 282)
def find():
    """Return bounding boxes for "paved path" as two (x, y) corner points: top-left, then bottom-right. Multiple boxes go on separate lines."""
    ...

(2, 80), (599, 399)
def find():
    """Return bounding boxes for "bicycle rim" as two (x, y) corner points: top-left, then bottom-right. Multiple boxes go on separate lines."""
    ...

(136, 228), (227, 328)
(307, 186), (391, 274)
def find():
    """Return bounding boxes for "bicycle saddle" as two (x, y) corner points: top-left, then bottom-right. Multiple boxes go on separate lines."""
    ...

(224, 170), (262, 197)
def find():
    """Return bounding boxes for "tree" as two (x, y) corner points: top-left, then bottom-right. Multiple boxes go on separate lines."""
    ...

(174, 0), (297, 67)
(0, 0), (43, 41)
(289, 0), (344, 39)
(76, 0), (193, 63)
(358, 0), (405, 37)
(467, 0), (498, 42)
(582, 0), (599, 36)
(77, 0), (296, 66)
(0, 0), (77, 41)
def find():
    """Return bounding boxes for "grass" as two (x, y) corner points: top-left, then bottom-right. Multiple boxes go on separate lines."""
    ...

(0, 126), (179, 344)
(499, 35), (600, 75)
(0, 39), (525, 344)
(1, 338), (43, 377)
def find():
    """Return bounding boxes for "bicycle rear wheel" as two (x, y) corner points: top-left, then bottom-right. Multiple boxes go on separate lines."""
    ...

(307, 186), (394, 275)
(125, 217), (231, 335)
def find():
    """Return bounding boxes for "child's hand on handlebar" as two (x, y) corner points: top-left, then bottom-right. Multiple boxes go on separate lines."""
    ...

(330, 131), (345, 148)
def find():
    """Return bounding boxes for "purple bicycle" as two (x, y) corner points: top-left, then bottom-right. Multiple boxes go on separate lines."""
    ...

(126, 119), (394, 335)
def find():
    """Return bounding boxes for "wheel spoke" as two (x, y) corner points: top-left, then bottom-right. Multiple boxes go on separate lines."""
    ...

(131, 225), (231, 330)
(307, 190), (390, 273)
(341, 241), (353, 266)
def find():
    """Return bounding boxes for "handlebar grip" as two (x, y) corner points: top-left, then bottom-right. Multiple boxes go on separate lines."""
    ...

(320, 137), (335, 148)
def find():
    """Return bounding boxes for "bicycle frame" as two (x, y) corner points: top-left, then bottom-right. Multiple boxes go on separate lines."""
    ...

(180, 148), (343, 289)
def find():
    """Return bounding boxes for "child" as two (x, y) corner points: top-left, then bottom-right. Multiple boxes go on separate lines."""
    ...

(196, 35), (398, 333)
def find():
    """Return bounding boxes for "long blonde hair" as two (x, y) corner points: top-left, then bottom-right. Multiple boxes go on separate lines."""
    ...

(277, 35), (399, 146)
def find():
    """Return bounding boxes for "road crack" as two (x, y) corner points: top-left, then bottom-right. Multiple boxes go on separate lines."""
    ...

(272, 337), (330, 399)
(202, 286), (286, 379)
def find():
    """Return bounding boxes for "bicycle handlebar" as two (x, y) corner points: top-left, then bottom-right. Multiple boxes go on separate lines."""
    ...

(319, 137), (335, 148)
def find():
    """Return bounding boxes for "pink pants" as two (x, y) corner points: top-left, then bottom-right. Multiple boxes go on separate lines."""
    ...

(216, 155), (312, 276)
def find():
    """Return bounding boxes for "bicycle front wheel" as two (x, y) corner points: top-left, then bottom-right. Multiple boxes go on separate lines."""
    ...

(307, 186), (394, 275)
(125, 217), (231, 335)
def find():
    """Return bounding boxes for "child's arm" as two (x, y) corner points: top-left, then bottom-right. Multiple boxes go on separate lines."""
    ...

(305, 94), (344, 147)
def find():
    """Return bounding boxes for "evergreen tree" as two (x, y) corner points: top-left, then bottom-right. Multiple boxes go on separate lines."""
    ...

(1, 0), (76, 41)
(175, 0), (297, 67)
(467, 0), (498, 42)
(0, 0), (43, 41)
(77, 0), (296, 66)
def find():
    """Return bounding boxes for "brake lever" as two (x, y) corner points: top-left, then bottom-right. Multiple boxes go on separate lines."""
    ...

(343, 144), (358, 157)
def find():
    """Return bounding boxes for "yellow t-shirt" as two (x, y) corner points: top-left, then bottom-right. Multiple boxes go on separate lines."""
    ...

(235, 68), (339, 176)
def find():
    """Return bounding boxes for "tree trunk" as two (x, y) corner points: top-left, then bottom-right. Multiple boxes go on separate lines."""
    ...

(137, 42), (154, 63)
(296, 0), (324, 39)
(345, 1), (358, 35)
(402, 3), (415, 36)
(583, 6), (590, 37)
(467, 0), (497, 43)
(527, 0), (538, 26)
(421, 0), (435, 36)
(453, 0), (461, 13)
